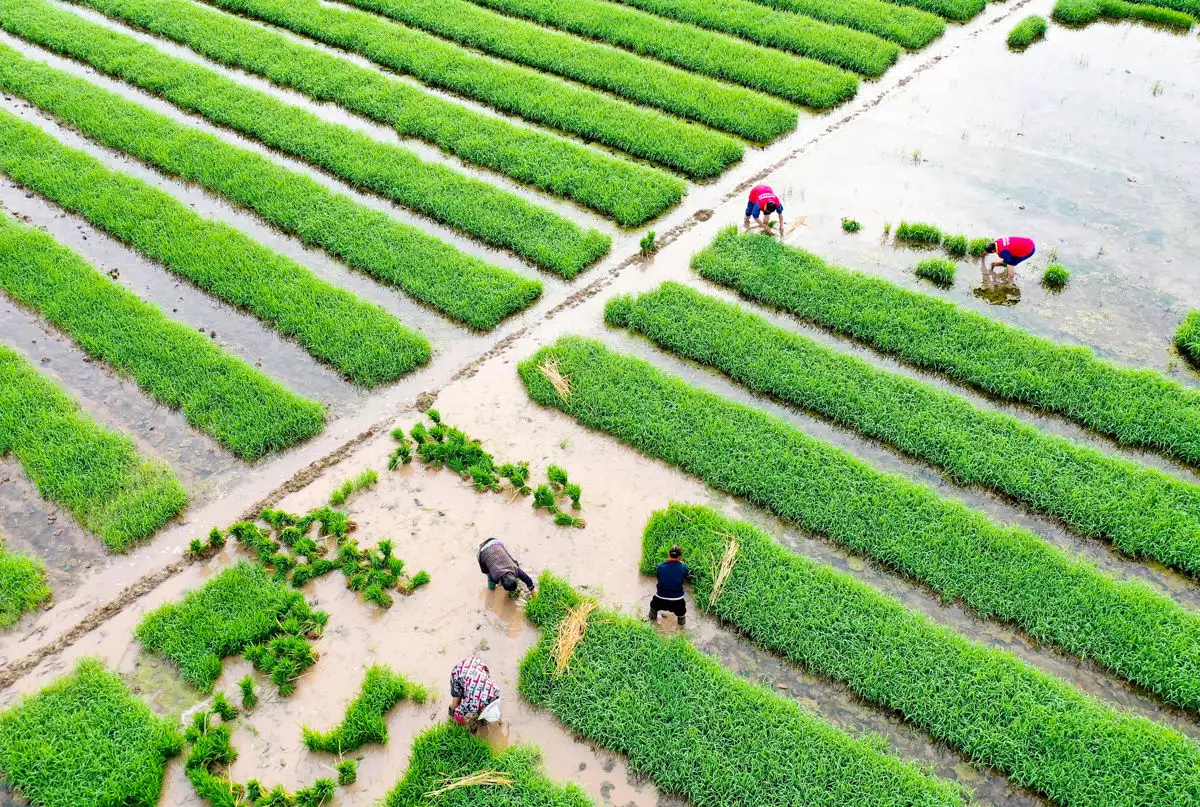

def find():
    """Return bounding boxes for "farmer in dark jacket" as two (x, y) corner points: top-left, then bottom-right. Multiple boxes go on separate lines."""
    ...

(477, 537), (535, 593)
(649, 544), (691, 626)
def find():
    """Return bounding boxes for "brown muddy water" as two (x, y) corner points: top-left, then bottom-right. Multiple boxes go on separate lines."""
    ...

(3, 3), (1200, 806)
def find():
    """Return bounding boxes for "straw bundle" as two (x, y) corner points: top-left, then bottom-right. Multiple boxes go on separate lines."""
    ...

(553, 602), (596, 674)
(538, 356), (571, 400)
(425, 770), (514, 798)
(709, 531), (740, 604)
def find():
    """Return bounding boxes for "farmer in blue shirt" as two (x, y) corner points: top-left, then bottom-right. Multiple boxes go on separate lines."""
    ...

(649, 544), (691, 626)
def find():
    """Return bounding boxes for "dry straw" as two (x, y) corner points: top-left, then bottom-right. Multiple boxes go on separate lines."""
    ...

(553, 602), (597, 674)
(424, 770), (514, 797)
(709, 531), (740, 603)
(538, 356), (572, 400)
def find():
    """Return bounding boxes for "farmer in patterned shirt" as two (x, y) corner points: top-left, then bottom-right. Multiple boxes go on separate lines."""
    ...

(448, 655), (502, 726)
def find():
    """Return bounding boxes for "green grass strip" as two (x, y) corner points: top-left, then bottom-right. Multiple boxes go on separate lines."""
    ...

(302, 665), (427, 753)
(1052, 0), (1195, 27)
(0, 211), (324, 459)
(518, 336), (1200, 710)
(0, 46), (541, 331)
(195, 0), (742, 179)
(462, 0), (857, 108)
(136, 560), (322, 690)
(0, 658), (183, 807)
(0, 0), (609, 279)
(607, 283), (1200, 576)
(70, 0), (683, 227)
(878, 0), (984, 22)
(1007, 14), (1048, 48)
(329, 0), (797, 142)
(736, 0), (945, 48)
(386, 723), (595, 806)
(520, 573), (968, 807)
(1177, 311), (1200, 364)
(600, 0), (900, 77)
(0, 537), (50, 629)
(694, 229), (1200, 466)
(644, 504), (1200, 807)
(0, 343), (186, 551)
(0, 107), (428, 385)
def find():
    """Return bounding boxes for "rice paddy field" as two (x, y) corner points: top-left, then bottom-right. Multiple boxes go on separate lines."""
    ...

(0, 0), (1198, 804)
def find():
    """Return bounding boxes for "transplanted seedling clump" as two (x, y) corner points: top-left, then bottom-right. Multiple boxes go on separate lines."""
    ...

(895, 220), (943, 247)
(841, 217), (862, 233)
(916, 257), (957, 286)
(303, 665), (427, 754)
(0, 537), (50, 629)
(1007, 15), (1048, 49)
(1042, 263), (1071, 290)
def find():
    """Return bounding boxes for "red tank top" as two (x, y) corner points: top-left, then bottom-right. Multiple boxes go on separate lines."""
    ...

(995, 237), (1035, 258)
(749, 185), (780, 208)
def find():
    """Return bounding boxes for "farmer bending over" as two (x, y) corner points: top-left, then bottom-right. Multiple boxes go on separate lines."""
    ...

(743, 184), (784, 238)
(448, 655), (502, 726)
(983, 236), (1036, 278)
(478, 537), (535, 593)
(649, 544), (691, 626)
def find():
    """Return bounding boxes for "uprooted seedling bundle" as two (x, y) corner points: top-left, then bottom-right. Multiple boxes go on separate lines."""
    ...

(532, 465), (585, 529)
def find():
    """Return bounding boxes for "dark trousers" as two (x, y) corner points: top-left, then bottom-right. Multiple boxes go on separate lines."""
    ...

(649, 595), (686, 624)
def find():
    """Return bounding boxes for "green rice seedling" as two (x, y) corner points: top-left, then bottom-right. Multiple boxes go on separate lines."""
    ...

(207, 528), (227, 552)
(498, 462), (532, 495)
(547, 465), (570, 491)
(0, 48), (540, 332)
(0, 539), (49, 629)
(518, 336), (1200, 709)
(0, 658), (182, 807)
(239, 675), (258, 710)
(693, 229), (1200, 466)
(329, 469), (379, 506)
(384, 723), (595, 805)
(613, 283), (1200, 576)
(211, 693), (238, 722)
(336, 759), (358, 785)
(189, 0), (744, 179)
(565, 484), (582, 510)
(186, 538), (210, 560)
(639, 231), (658, 257)
(1053, 0), (1195, 28)
(388, 435), (414, 470)
(967, 236), (993, 257)
(520, 574), (968, 806)
(1007, 14), (1048, 48)
(0, 212), (324, 458)
(841, 217), (862, 233)
(246, 634), (320, 696)
(0, 344), (186, 550)
(136, 561), (326, 691)
(877, 0), (985, 21)
(1043, 263), (1071, 290)
(883, 221), (892, 235)
(364, 583), (395, 609)
(409, 570), (431, 590)
(894, 220), (944, 247)
(296, 779), (336, 807)
(51, 0), (681, 228)
(246, 781), (265, 802)
(736, 0), (946, 46)
(942, 233), (968, 257)
(553, 511), (586, 528)
(1176, 311), (1200, 364)
(303, 665), (426, 753)
(231, 522), (279, 565)
(533, 485), (557, 511)
(645, 503), (1200, 807)
(915, 257), (956, 286)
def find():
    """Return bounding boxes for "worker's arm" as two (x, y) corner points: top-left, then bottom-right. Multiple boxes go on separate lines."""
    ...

(516, 568), (535, 591)
(777, 212), (785, 238)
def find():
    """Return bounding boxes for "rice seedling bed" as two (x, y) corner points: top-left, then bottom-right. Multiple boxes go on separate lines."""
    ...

(608, 283), (1200, 576)
(386, 723), (595, 806)
(601, 0), (901, 77)
(0, 209), (324, 459)
(1053, 0), (1195, 27)
(519, 573), (968, 807)
(461, 0), (858, 108)
(0, 0), (610, 279)
(882, 0), (985, 22)
(693, 229), (1200, 466)
(193, 0), (744, 179)
(518, 336), (1200, 710)
(1007, 15), (1048, 48)
(0, 104), (429, 385)
(0, 658), (182, 807)
(0, 537), (50, 629)
(327, 0), (797, 142)
(69, 0), (684, 227)
(740, 0), (945, 47)
(1177, 311), (1200, 364)
(0, 343), (186, 551)
(302, 664), (427, 753)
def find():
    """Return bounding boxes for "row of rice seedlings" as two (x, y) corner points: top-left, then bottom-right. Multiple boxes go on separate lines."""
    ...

(0, 46), (543, 332)
(0, 343), (187, 551)
(0, 536), (50, 629)
(884, 0), (985, 22)
(518, 336), (1200, 710)
(520, 573), (969, 806)
(742, 0), (945, 47)
(609, 282), (1200, 575)
(0, 209), (325, 459)
(0, 658), (183, 807)
(1176, 310), (1200, 364)
(461, 0), (858, 108)
(1053, 0), (1196, 28)
(914, 256), (956, 285)
(601, 0), (901, 77)
(693, 229), (1200, 465)
(329, 0), (798, 142)
(0, 0), (610, 278)
(302, 664), (428, 753)
(329, 468), (379, 506)
(1006, 14), (1048, 49)
(645, 504), (1200, 807)
(385, 723), (595, 805)
(135, 560), (328, 692)
(894, 219), (944, 247)
(0, 109), (428, 386)
(68, 0), (684, 227)
(194, 0), (744, 179)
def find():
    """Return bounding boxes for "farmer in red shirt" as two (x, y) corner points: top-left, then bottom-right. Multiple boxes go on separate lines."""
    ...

(983, 236), (1036, 277)
(743, 184), (784, 238)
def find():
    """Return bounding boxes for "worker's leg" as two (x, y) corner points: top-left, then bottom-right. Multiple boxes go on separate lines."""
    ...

(488, 579), (496, 591)
(674, 599), (687, 627)
(648, 595), (661, 622)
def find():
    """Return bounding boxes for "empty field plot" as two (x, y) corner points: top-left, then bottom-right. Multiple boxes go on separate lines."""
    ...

(1177, 311), (1200, 364)
(0, 0), (609, 278)
(462, 0), (857, 108)
(737, 0), (945, 47)
(69, 0), (684, 227)
(599, 0), (901, 77)
(0, 344), (186, 551)
(1053, 0), (1196, 27)
(645, 504), (1200, 807)
(136, 560), (326, 691)
(0, 658), (182, 807)
(884, 0), (985, 22)
(0, 211), (324, 459)
(0, 108), (429, 385)
(694, 229), (1200, 466)
(0, 537), (50, 629)
(386, 724), (595, 806)
(194, 0), (743, 178)
(0, 47), (541, 331)
(519, 337), (1200, 710)
(520, 573), (968, 807)
(608, 283), (1200, 576)
(303, 665), (427, 753)
(329, 0), (797, 142)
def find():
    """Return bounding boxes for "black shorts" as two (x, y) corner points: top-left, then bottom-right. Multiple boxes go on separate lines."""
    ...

(650, 595), (686, 617)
